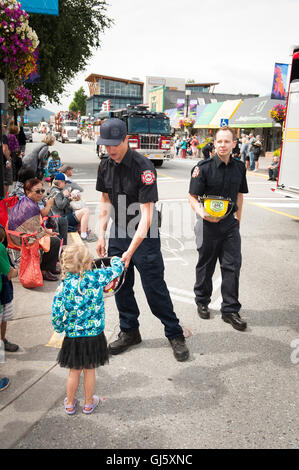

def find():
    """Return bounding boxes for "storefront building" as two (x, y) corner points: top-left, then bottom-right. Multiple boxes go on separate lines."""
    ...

(230, 96), (285, 151)
(85, 74), (144, 117)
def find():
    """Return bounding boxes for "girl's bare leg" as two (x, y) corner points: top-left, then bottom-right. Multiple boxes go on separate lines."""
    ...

(66, 368), (82, 409)
(83, 368), (96, 406)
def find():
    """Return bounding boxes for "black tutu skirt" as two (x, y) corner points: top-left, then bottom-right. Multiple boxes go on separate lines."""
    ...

(57, 332), (109, 369)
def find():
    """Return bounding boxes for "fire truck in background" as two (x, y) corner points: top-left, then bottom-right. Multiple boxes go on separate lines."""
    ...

(53, 111), (82, 144)
(276, 46), (299, 197)
(99, 105), (173, 167)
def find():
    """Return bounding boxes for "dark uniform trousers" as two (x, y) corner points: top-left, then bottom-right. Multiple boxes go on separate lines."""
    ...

(108, 224), (183, 339)
(194, 215), (242, 315)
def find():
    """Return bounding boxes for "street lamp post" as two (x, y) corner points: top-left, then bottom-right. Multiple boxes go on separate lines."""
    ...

(185, 89), (191, 118)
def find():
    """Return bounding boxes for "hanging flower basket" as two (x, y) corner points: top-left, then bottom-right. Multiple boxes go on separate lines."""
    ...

(178, 117), (195, 129)
(0, 0), (39, 87)
(9, 85), (32, 109)
(269, 104), (286, 124)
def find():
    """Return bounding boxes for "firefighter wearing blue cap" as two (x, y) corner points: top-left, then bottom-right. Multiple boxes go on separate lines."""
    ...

(96, 118), (189, 362)
(189, 126), (249, 331)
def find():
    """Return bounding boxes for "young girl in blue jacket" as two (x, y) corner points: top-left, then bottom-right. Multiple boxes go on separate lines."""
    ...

(52, 244), (124, 415)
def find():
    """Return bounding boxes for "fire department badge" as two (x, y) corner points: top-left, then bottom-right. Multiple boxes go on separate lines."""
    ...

(141, 170), (156, 185)
(192, 166), (200, 178)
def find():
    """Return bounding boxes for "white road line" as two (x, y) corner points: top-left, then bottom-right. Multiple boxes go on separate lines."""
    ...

(168, 275), (222, 306)
(171, 294), (195, 305)
(244, 197), (295, 200)
(253, 203), (299, 208)
(168, 287), (195, 298)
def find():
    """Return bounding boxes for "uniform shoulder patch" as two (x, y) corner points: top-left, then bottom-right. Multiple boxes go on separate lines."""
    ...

(192, 166), (200, 178)
(141, 169), (156, 185)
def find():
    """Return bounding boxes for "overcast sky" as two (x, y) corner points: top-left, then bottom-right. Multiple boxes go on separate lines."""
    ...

(44, 0), (299, 113)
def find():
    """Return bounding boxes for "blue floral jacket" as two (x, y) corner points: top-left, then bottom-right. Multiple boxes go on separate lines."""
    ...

(51, 257), (124, 338)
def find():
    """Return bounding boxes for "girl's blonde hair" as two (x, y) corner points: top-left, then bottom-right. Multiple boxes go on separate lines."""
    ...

(60, 244), (93, 280)
(42, 134), (55, 146)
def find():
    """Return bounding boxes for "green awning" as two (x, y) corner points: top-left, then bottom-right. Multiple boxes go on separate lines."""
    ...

(230, 96), (285, 128)
(194, 102), (223, 128)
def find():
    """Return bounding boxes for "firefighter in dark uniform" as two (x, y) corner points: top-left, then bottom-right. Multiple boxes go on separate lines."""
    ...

(96, 118), (189, 361)
(188, 127), (248, 331)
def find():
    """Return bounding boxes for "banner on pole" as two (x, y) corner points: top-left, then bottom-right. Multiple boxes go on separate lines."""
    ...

(189, 99), (197, 118)
(176, 99), (185, 117)
(20, 0), (58, 16)
(271, 63), (289, 100)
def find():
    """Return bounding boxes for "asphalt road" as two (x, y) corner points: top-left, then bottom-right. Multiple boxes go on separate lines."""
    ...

(1, 135), (298, 451)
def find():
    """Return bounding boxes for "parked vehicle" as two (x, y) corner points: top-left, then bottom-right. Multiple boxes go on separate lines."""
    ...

(275, 46), (299, 198)
(23, 126), (33, 142)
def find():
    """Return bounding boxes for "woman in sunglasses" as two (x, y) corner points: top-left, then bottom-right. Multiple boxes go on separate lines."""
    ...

(8, 178), (61, 282)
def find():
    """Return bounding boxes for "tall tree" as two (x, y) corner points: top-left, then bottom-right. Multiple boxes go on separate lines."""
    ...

(69, 87), (88, 114)
(28, 0), (112, 107)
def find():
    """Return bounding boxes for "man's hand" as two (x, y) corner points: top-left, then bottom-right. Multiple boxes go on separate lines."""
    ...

(45, 197), (55, 208)
(189, 194), (220, 223)
(7, 266), (18, 280)
(121, 250), (133, 269)
(96, 235), (107, 258)
(198, 205), (221, 223)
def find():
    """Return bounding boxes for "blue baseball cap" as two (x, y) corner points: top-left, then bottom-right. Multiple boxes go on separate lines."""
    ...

(97, 118), (127, 146)
(54, 172), (67, 181)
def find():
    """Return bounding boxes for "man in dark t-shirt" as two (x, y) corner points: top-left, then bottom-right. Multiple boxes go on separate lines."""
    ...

(189, 127), (248, 331)
(96, 118), (189, 362)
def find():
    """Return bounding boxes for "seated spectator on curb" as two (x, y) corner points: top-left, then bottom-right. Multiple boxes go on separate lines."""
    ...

(8, 178), (61, 282)
(268, 156), (280, 181)
(0, 225), (18, 353)
(59, 165), (83, 192)
(9, 165), (35, 199)
(48, 173), (97, 242)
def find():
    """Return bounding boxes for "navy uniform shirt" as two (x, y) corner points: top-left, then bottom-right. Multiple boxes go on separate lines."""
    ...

(96, 147), (159, 231)
(189, 154), (249, 212)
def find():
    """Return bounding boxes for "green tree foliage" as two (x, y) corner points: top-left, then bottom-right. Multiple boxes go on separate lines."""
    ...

(69, 86), (88, 114)
(28, 0), (112, 107)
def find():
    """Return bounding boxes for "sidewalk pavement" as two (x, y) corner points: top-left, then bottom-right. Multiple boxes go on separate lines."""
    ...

(0, 233), (85, 448)
(0, 155), (278, 450)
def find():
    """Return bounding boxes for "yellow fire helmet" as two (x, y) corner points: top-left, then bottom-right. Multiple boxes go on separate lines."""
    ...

(200, 195), (234, 220)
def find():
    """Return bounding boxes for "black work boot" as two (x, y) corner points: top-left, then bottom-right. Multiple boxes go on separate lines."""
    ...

(108, 329), (142, 355)
(168, 335), (190, 362)
(197, 304), (210, 319)
(222, 313), (247, 331)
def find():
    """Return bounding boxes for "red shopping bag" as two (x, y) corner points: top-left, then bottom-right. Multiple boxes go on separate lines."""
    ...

(0, 195), (19, 227)
(19, 236), (43, 288)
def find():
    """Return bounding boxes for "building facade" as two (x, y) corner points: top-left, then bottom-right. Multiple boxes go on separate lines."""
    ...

(85, 74), (144, 117)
